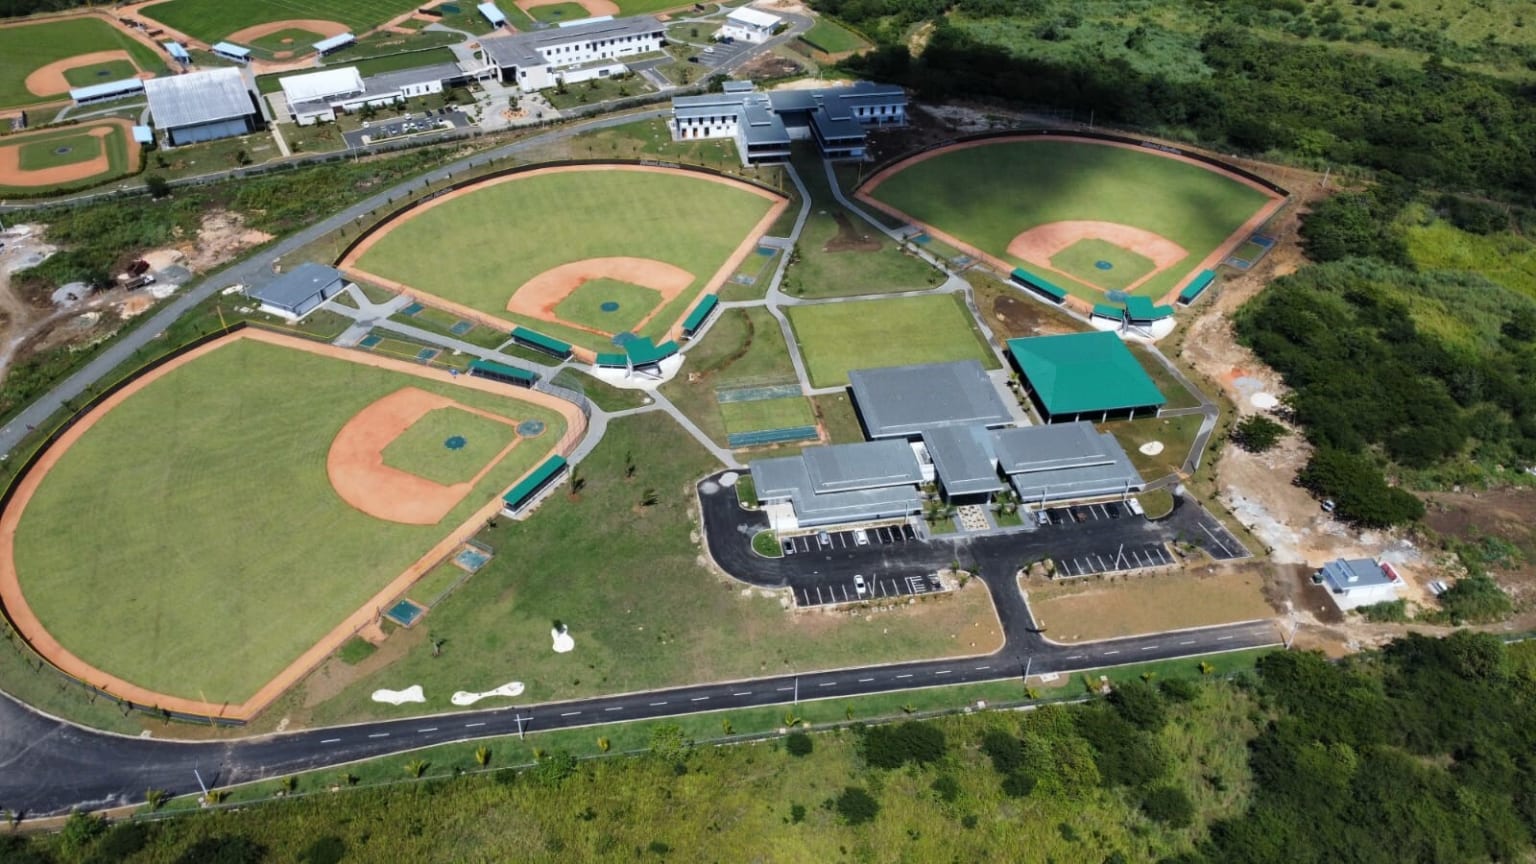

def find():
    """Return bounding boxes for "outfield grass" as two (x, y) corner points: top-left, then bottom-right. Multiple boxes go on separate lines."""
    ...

(139, 0), (421, 44)
(719, 396), (815, 434)
(802, 18), (869, 54)
(1049, 238), (1156, 292)
(659, 307), (800, 446)
(379, 406), (521, 486)
(60, 59), (138, 88)
(16, 133), (101, 170)
(529, 2), (592, 22)
(287, 411), (1003, 726)
(12, 337), (567, 705)
(0, 18), (163, 109)
(355, 168), (780, 353)
(786, 294), (1000, 387)
(865, 139), (1274, 301)
(552, 277), (662, 334)
(347, 47), (461, 78)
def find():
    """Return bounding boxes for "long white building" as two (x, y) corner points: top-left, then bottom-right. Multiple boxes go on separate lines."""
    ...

(479, 15), (665, 91)
(280, 63), (469, 125)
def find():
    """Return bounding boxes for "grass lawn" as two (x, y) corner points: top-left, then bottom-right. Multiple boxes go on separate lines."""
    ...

(347, 47), (461, 78)
(1023, 566), (1275, 643)
(783, 148), (943, 299)
(660, 307), (800, 446)
(553, 278), (662, 334)
(293, 411), (1005, 725)
(1049, 238), (1157, 293)
(11, 336), (566, 704)
(543, 71), (652, 110)
(1127, 344), (1202, 410)
(61, 59), (138, 88)
(1101, 413), (1204, 480)
(812, 392), (865, 444)
(0, 18), (163, 109)
(139, 0), (422, 44)
(282, 120), (347, 155)
(1405, 214), (1536, 301)
(864, 139), (1275, 302)
(355, 167), (781, 353)
(380, 406), (521, 486)
(719, 396), (815, 434)
(0, 121), (136, 194)
(802, 17), (870, 53)
(517, 116), (775, 179)
(551, 368), (651, 412)
(530, 2), (593, 22)
(17, 133), (102, 170)
(1136, 488), (1175, 518)
(786, 294), (1000, 387)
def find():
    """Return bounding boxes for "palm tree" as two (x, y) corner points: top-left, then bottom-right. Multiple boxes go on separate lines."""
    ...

(640, 487), (659, 507)
(144, 789), (168, 811)
(720, 717), (733, 735)
(901, 703), (916, 714)
(1024, 686), (1041, 700)
(405, 759), (429, 778)
(624, 451), (636, 479)
(204, 789), (227, 805)
(1140, 671), (1157, 683)
(474, 746), (491, 768)
(1198, 661), (1216, 676)
(782, 710), (802, 728)
(429, 632), (446, 658)
(568, 465), (585, 496)
(597, 737), (611, 752)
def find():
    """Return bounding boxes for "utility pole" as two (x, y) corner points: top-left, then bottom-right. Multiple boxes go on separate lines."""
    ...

(193, 767), (209, 799)
(514, 712), (529, 740)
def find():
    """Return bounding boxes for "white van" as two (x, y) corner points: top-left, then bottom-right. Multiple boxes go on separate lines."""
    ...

(854, 529), (869, 546)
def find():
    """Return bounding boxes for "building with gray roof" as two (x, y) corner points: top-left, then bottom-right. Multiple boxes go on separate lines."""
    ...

(479, 15), (664, 91)
(1317, 558), (1403, 610)
(144, 68), (258, 146)
(246, 263), (344, 320)
(991, 422), (1143, 504)
(671, 80), (906, 165)
(921, 425), (1004, 498)
(848, 360), (1013, 439)
(751, 441), (923, 528)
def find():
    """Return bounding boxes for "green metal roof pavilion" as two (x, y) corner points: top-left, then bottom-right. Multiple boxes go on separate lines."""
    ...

(1006, 331), (1167, 420)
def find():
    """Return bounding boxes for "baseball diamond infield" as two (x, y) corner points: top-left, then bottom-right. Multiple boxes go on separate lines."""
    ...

(858, 135), (1283, 308)
(0, 118), (140, 192)
(341, 164), (787, 358)
(0, 329), (585, 720)
(0, 14), (166, 110)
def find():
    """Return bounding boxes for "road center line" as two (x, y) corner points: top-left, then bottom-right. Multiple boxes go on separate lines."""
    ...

(733, 691), (752, 696)
(1217, 635), (1233, 641)
(649, 701), (668, 706)
(1103, 650), (1120, 656)
(776, 686), (793, 691)
(896, 673), (913, 678)
(367, 733), (389, 739)
(560, 711), (581, 717)
(857, 677), (875, 682)
(416, 728), (437, 733)
(465, 722), (485, 728)
(1179, 640), (1196, 645)
(1067, 654), (1085, 660)
(321, 738), (341, 744)
(605, 707), (622, 712)
(1140, 646), (1156, 651)
(935, 670), (951, 675)
(691, 696), (709, 701)
(974, 665), (990, 670)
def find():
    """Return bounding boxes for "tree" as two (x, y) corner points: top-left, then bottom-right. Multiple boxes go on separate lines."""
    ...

(530, 750), (576, 787)
(144, 788), (169, 810)
(624, 451), (636, 479)
(785, 731), (813, 756)
(1299, 448), (1424, 527)
(640, 487), (659, 507)
(597, 737), (611, 752)
(649, 723), (688, 761)
(1231, 415), (1287, 453)
(1141, 786), (1195, 827)
(405, 758), (429, 778)
(834, 786), (880, 825)
(863, 721), (947, 768)
(144, 174), (171, 199)
(279, 775), (298, 794)
(60, 810), (107, 851)
(569, 465), (585, 497)
(1108, 679), (1167, 732)
(474, 746), (492, 767)
(204, 788), (228, 804)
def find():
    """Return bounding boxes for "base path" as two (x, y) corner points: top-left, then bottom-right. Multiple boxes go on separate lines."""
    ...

(24, 50), (149, 97)
(0, 119), (138, 189)
(856, 134), (1286, 309)
(328, 386), (524, 526)
(1008, 220), (1187, 295)
(509, 256), (693, 337)
(0, 328), (586, 723)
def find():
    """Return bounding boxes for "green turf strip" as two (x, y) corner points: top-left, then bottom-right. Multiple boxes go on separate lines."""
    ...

(786, 294), (1000, 388)
(380, 407), (520, 486)
(13, 338), (566, 704)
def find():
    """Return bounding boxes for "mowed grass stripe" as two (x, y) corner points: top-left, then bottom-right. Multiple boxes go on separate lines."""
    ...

(0, 17), (164, 109)
(13, 339), (565, 704)
(139, 0), (419, 44)
(380, 407), (520, 486)
(866, 140), (1273, 299)
(786, 294), (999, 388)
(355, 169), (778, 353)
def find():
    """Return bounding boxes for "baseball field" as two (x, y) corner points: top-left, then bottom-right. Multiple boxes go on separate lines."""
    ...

(0, 16), (163, 110)
(0, 118), (140, 194)
(345, 165), (786, 355)
(785, 294), (1001, 388)
(859, 137), (1282, 306)
(138, 0), (416, 44)
(0, 331), (577, 715)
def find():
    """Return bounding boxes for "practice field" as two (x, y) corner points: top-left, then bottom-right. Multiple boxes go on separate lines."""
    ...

(0, 331), (573, 712)
(785, 294), (1000, 388)
(139, 0), (416, 43)
(346, 165), (786, 354)
(0, 119), (139, 194)
(860, 137), (1281, 305)
(719, 396), (816, 434)
(0, 17), (163, 109)
(380, 407), (522, 487)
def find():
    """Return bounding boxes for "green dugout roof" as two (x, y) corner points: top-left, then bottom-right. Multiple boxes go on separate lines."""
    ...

(1006, 331), (1167, 418)
(625, 337), (679, 366)
(1010, 268), (1068, 301)
(681, 294), (719, 335)
(468, 358), (537, 384)
(1124, 296), (1175, 321)
(595, 352), (628, 367)
(511, 327), (572, 357)
(1092, 304), (1123, 319)
(1178, 269), (1216, 303)
(503, 455), (568, 507)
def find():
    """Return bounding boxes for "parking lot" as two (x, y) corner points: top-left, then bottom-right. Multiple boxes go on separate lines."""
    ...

(1051, 542), (1176, 578)
(342, 109), (471, 150)
(794, 572), (944, 608)
(1037, 500), (1133, 526)
(693, 40), (754, 71)
(781, 523), (916, 556)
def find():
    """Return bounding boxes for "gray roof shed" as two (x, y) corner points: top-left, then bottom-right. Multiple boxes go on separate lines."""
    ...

(248, 263), (342, 312)
(848, 360), (1013, 439)
(144, 68), (253, 130)
(990, 422), (1143, 503)
(922, 425), (1004, 496)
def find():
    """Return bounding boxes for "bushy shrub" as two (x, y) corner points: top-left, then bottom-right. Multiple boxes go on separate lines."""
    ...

(834, 787), (880, 825)
(862, 721), (947, 769)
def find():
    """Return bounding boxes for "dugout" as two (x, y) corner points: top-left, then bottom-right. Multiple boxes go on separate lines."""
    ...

(511, 326), (573, 360)
(502, 455), (568, 515)
(1178, 269), (1216, 305)
(680, 294), (719, 339)
(1010, 267), (1068, 305)
(468, 358), (537, 387)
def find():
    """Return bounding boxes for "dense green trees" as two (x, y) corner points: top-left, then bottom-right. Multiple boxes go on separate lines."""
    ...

(1230, 415), (1286, 453)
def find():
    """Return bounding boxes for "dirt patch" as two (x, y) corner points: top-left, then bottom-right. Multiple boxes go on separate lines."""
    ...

(738, 54), (803, 80)
(327, 386), (524, 525)
(508, 257), (693, 337)
(515, 0), (619, 15)
(225, 19), (349, 45)
(297, 625), (423, 710)
(183, 210), (273, 272)
(1024, 564), (1277, 643)
(0, 119), (137, 189)
(1424, 490), (1536, 607)
(824, 211), (881, 252)
(23, 49), (146, 97)
(272, 51), (293, 60)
